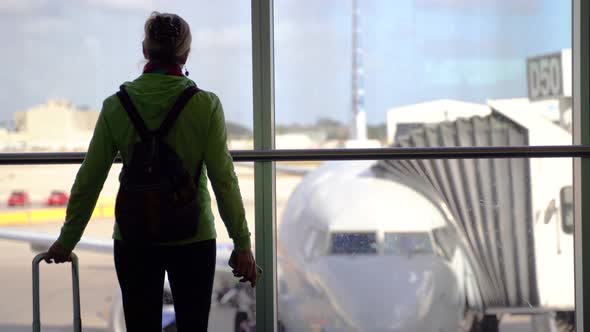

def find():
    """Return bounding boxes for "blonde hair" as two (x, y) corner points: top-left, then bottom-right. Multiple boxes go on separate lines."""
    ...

(143, 12), (191, 64)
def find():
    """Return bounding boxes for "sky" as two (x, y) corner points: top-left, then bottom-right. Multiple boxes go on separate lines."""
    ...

(0, 0), (571, 128)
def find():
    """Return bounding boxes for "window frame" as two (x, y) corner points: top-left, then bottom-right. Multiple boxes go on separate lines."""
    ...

(573, 0), (589, 330)
(0, 1), (585, 331)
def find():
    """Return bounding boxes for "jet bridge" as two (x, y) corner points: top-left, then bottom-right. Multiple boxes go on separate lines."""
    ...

(373, 111), (538, 308)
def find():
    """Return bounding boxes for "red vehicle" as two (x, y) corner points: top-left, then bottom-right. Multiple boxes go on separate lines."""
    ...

(47, 190), (69, 206)
(7, 191), (31, 207)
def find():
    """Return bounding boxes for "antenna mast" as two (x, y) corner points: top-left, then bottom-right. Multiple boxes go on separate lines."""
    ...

(351, 0), (367, 140)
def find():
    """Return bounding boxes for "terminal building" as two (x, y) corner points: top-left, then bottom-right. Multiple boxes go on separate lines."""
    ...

(1, 99), (99, 152)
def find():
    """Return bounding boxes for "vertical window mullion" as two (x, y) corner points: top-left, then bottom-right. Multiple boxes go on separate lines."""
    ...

(573, 0), (589, 330)
(251, 0), (277, 331)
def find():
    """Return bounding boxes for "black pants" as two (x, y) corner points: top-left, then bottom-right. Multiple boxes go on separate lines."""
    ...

(114, 239), (216, 332)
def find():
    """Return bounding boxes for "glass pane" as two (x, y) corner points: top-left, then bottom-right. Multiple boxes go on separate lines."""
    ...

(330, 232), (377, 255)
(274, 1), (572, 148)
(0, 162), (255, 331)
(1, 1), (253, 152)
(277, 157), (575, 331)
(384, 232), (433, 256)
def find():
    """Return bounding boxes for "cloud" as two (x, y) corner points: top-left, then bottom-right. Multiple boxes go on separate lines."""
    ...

(415, 0), (540, 12)
(0, 0), (47, 14)
(192, 25), (252, 49)
(73, 0), (156, 12)
(423, 58), (523, 86)
(22, 16), (70, 35)
(0, 0), (155, 15)
(275, 20), (342, 43)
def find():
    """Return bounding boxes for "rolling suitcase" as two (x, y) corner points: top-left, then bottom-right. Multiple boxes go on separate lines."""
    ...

(32, 252), (82, 332)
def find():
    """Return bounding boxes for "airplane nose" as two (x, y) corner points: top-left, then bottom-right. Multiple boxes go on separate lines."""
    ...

(315, 256), (451, 331)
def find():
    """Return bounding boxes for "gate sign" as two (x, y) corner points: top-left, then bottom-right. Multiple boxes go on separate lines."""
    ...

(527, 52), (563, 101)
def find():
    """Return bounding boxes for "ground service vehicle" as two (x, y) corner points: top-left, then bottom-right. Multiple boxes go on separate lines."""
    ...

(7, 190), (31, 207)
(46, 190), (69, 206)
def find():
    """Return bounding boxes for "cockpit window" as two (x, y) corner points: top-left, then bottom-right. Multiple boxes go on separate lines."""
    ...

(330, 232), (377, 255)
(431, 226), (458, 260)
(384, 232), (433, 255)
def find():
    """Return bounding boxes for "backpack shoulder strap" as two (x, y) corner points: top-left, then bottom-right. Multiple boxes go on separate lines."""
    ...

(156, 85), (201, 138)
(116, 85), (151, 141)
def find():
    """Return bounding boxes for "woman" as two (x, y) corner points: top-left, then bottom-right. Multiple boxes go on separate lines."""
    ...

(44, 12), (257, 331)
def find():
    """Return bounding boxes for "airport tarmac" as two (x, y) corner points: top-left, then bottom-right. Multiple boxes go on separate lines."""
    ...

(0, 164), (565, 331)
(0, 226), (550, 332)
(0, 221), (550, 332)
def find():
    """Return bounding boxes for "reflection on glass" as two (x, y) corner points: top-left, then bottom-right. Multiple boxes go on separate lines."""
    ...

(431, 226), (458, 261)
(274, 1), (572, 148)
(1, 1), (253, 153)
(384, 232), (433, 256)
(561, 186), (573, 234)
(277, 156), (575, 331)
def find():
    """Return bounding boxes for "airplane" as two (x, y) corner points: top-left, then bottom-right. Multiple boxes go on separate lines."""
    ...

(275, 160), (481, 332)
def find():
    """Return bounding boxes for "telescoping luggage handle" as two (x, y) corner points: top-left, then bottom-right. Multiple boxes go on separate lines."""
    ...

(32, 252), (81, 332)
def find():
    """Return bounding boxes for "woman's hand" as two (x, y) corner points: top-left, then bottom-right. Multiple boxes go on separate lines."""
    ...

(230, 249), (257, 287)
(44, 241), (72, 264)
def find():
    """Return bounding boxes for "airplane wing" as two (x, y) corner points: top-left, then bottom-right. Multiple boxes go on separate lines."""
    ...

(0, 228), (234, 273)
(237, 161), (313, 176)
(0, 228), (112, 253)
(274, 164), (313, 176)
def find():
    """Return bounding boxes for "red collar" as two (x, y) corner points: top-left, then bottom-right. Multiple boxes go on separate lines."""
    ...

(143, 62), (184, 77)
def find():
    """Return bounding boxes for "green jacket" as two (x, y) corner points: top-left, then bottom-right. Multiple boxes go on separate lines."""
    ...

(57, 73), (251, 251)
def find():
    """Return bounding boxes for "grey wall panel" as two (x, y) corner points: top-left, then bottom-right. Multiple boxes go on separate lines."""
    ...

(472, 117), (505, 299)
(508, 124), (537, 305)
(457, 120), (500, 299)
(491, 129), (518, 305)
(423, 128), (454, 206)
(471, 118), (504, 297)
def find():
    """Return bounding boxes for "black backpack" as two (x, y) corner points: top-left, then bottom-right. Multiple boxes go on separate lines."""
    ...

(115, 84), (203, 244)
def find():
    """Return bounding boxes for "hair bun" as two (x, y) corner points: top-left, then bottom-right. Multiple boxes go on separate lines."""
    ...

(150, 15), (180, 43)
(144, 12), (191, 64)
